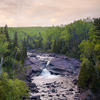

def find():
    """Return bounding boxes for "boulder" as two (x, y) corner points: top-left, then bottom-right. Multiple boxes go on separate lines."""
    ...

(46, 83), (52, 85)
(30, 95), (40, 100)
(48, 95), (53, 97)
(27, 77), (31, 82)
(47, 85), (50, 88)
(29, 83), (36, 88)
(56, 94), (60, 97)
(79, 92), (86, 100)
(69, 88), (73, 91)
(51, 89), (55, 93)
(42, 90), (47, 93)
(30, 88), (39, 93)
(41, 94), (44, 96)
(72, 78), (78, 85)
(62, 94), (66, 97)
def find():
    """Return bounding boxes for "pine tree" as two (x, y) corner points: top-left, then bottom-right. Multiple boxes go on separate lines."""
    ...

(21, 40), (27, 64)
(13, 32), (18, 48)
(4, 25), (9, 42)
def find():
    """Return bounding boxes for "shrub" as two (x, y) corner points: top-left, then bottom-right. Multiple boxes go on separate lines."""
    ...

(0, 72), (29, 100)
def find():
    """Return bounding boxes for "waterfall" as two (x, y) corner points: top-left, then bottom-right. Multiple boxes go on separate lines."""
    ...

(46, 60), (50, 68)
(40, 58), (58, 78)
(41, 68), (57, 78)
(41, 68), (51, 77)
(41, 59), (51, 77)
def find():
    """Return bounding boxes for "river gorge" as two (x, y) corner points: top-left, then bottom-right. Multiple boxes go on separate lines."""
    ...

(24, 49), (81, 100)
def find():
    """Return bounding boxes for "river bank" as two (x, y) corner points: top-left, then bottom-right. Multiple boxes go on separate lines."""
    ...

(23, 50), (83, 100)
(23, 49), (98, 100)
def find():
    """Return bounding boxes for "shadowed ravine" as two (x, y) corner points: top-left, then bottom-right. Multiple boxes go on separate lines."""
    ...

(25, 50), (81, 100)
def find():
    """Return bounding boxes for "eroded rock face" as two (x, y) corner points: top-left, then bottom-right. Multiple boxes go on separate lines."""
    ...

(48, 56), (80, 77)
(25, 57), (42, 77)
(25, 52), (80, 78)
(25, 51), (81, 100)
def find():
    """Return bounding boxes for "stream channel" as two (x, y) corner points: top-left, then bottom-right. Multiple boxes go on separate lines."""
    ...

(25, 51), (81, 100)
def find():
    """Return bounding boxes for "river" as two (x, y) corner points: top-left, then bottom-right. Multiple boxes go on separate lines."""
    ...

(25, 50), (81, 100)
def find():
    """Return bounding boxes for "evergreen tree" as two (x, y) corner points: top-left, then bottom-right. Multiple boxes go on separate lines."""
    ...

(13, 32), (18, 48)
(78, 17), (100, 92)
(4, 25), (9, 42)
(21, 40), (27, 64)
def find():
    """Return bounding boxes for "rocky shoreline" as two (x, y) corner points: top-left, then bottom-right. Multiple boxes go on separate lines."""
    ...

(23, 50), (94, 100)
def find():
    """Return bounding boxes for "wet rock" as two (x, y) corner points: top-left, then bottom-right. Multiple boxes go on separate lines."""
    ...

(48, 95), (53, 97)
(42, 90), (47, 93)
(47, 85), (50, 88)
(51, 89), (55, 93)
(30, 95), (40, 100)
(61, 82), (63, 84)
(74, 98), (80, 100)
(46, 83), (52, 85)
(69, 88), (73, 91)
(49, 53), (56, 57)
(75, 66), (79, 69)
(50, 71), (60, 75)
(29, 83), (36, 88)
(56, 94), (60, 97)
(79, 92), (86, 100)
(69, 93), (74, 95)
(31, 88), (39, 93)
(75, 91), (80, 93)
(75, 94), (79, 97)
(72, 78), (78, 85)
(41, 94), (44, 96)
(54, 81), (56, 84)
(51, 84), (56, 88)
(62, 94), (66, 97)
(66, 93), (70, 95)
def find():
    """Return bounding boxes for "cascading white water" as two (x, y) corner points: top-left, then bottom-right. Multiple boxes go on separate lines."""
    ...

(41, 59), (52, 77)
(32, 54), (58, 78)
(40, 68), (57, 78)
(41, 68), (51, 77)
(40, 59), (58, 78)
(46, 60), (50, 68)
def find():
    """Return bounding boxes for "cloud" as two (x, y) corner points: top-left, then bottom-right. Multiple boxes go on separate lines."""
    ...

(50, 18), (56, 23)
(0, 0), (100, 27)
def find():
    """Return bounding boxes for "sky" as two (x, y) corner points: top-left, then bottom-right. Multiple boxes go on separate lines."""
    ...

(0, 0), (100, 27)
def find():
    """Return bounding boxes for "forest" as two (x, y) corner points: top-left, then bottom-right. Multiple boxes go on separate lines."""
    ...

(0, 17), (100, 99)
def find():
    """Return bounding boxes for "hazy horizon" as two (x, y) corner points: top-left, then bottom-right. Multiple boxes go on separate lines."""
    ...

(0, 0), (100, 27)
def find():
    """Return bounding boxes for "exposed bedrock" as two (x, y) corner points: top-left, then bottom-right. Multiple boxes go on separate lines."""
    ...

(25, 52), (81, 78)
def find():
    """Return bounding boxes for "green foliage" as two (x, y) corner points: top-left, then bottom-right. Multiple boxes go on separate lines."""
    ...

(79, 40), (94, 59)
(20, 41), (27, 64)
(78, 59), (100, 92)
(0, 34), (9, 57)
(0, 25), (30, 99)
(78, 17), (100, 92)
(13, 32), (18, 49)
(6, 18), (93, 57)
(0, 72), (29, 100)
(78, 59), (91, 87)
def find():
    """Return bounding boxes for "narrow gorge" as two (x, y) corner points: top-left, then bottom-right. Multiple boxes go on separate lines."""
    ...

(24, 50), (81, 100)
